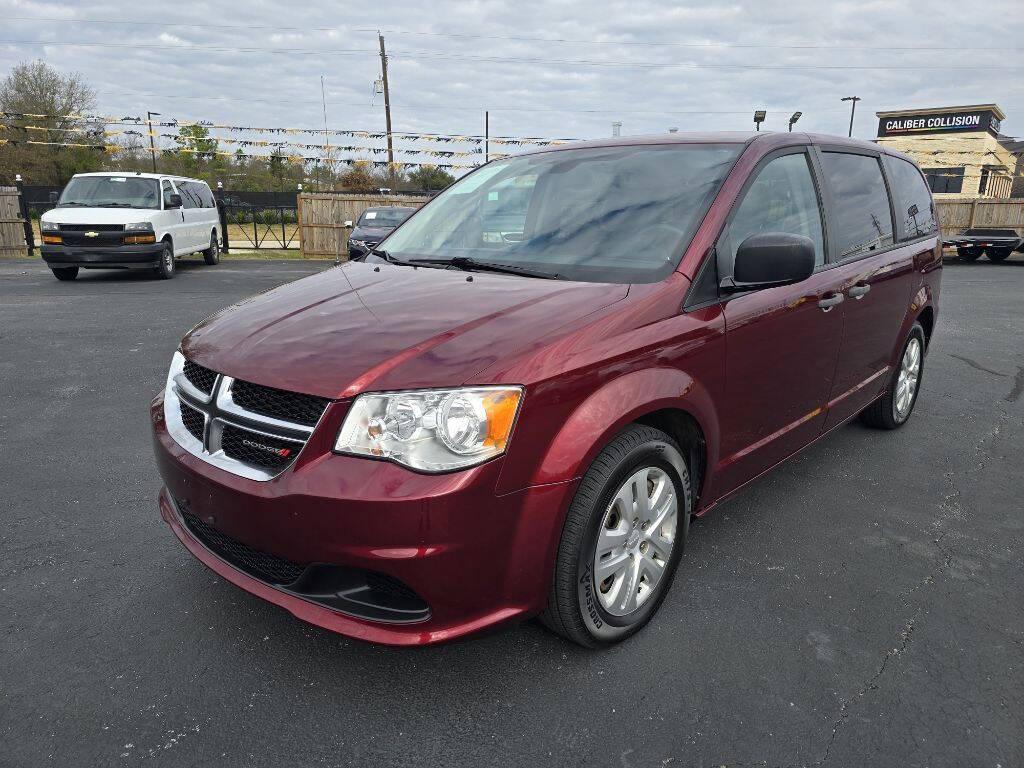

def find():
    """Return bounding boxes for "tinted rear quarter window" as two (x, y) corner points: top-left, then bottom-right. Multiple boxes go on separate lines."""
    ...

(821, 152), (894, 260)
(883, 156), (938, 240)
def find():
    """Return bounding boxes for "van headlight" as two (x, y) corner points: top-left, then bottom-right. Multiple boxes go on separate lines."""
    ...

(125, 222), (154, 232)
(40, 220), (59, 232)
(334, 387), (523, 472)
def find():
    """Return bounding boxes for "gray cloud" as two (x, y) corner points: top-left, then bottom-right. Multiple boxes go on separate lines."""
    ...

(2, 0), (1021, 153)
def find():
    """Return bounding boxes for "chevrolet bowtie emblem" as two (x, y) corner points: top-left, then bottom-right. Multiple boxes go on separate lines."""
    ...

(83, 231), (99, 238)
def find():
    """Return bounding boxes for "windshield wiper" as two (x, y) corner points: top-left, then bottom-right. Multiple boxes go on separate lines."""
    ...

(364, 247), (446, 270)
(414, 256), (561, 280)
(57, 201), (87, 207)
(95, 202), (135, 208)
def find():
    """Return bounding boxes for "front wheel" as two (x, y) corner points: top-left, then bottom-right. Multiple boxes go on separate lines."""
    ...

(203, 231), (220, 265)
(958, 247), (981, 261)
(861, 322), (925, 430)
(50, 266), (78, 281)
(155, 241), (176, 279)
(540, 424), (691, 647)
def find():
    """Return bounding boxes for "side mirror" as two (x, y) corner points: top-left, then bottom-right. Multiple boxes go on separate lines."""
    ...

(722, 232), (816, 293)
(166, 194), (182, 209)
(343, 220), (353, 229)
(49, 191), (59, 203)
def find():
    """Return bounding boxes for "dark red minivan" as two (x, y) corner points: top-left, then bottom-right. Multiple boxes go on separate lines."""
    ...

(151, 132), (941, 647)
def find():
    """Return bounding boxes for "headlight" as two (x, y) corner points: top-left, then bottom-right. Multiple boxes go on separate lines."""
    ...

(334, 387), (523, 472)
(125, 222), (154, 232)
(40, 220), (59, 232)
(348, 238), (366, 248)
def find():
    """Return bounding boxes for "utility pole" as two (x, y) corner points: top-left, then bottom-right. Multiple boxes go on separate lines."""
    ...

(485, 111), (489, 162)
(841, 96), (861, 138)
(147, 111), (160, 173)
(378, 32), (394, 166)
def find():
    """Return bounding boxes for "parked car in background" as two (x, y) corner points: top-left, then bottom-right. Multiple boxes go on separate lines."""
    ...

(40, 172), (221, 281)
(943, 228), (1022, 262)
(345, 206), (416, 260)
(153, 132), (941, 648)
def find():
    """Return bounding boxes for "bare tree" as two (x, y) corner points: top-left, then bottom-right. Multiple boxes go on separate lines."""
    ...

(0, 60), (99, 184)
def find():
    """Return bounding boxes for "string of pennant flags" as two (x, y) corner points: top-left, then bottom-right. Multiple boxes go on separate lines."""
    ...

(0, 137), (481, 170)
(0, 112), (575, 146)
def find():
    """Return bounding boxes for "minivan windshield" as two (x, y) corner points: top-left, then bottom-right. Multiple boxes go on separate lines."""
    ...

(377, 144), (742, 283)
(57, 176), (160, 209)
(358, 208), (413, 227)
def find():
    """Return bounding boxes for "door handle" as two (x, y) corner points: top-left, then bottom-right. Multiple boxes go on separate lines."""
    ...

(817, 292), (845, 312)
(847, 283), (871, 300)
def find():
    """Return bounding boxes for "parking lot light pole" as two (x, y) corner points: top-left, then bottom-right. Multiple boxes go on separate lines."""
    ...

(753, 110), (766, 131)
(788, 112), (802, 132)
(147, 111), (161, 173)
(841, 96), (860, 137)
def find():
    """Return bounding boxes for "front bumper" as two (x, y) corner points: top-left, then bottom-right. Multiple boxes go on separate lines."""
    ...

(42, 243), (164, 268)
(151, 394), (576, 645)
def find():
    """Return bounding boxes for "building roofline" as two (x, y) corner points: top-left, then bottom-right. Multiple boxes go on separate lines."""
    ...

(875, 104), (1005, 120)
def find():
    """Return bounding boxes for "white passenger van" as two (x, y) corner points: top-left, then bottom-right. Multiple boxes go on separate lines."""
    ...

(39, 172), (222, 281)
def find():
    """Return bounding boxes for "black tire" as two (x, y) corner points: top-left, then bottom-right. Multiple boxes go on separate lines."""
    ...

(50, 266), (78, 281)
(958, 247), (981, 261)
(540, 424), (691, 648)
(861, 322), (926, 430)
(987, 247), (1011, 263)
(203, 231), (220, 265)
(155, 240), (176, 279)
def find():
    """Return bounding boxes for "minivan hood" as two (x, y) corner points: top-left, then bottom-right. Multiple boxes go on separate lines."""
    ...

(41, 207), (159, 225)
(181, 262), (628, 399)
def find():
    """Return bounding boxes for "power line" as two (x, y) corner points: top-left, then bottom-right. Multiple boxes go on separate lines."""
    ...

(2, 16), (1017, 52)
(4, 39), (1022, 70)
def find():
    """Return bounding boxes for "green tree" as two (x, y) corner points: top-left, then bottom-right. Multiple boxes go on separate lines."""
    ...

(408, 164), (455, 192)
(0, 60), (99, 184)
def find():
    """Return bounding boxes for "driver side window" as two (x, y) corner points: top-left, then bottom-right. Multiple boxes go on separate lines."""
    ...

(724, 152), (825, 273)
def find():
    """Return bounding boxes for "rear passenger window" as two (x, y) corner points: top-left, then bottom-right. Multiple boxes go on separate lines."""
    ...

(820, 153), (894, 260)
(176, 182), (199, 209)
(724, 152), (825, 270)
(883, 156), (938, 240)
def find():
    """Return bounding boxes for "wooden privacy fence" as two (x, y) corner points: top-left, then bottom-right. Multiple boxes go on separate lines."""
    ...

(0, 186), (28, 257)
(936, 198), (1024, 235)
(298, 193), (427, 259)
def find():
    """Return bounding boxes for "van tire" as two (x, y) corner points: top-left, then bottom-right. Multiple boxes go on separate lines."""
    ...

(51, 267), (78, 281)
(203, 231), (220, 265)
(155, 240), (176, 280)
(861, 322), (925, 430)
(539, 424), (691, 648)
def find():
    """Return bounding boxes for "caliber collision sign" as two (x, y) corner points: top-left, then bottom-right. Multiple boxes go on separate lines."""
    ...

(877, 109), (1001, 137)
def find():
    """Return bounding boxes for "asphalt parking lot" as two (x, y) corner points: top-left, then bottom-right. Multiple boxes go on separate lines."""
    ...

(1, 257), (1021, 767)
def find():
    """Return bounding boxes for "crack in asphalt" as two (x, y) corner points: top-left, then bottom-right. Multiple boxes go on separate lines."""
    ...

(819, 613), (919, 767)
(949, 353), (1007, 378)
(1005, 366), (1024, 403)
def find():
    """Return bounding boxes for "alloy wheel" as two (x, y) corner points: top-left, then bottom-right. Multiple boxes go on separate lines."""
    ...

(593, 466), (678, 617)
(894, 337), (921, 421)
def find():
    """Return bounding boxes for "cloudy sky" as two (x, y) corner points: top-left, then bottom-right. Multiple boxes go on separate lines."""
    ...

(2, 0), (1022, 161)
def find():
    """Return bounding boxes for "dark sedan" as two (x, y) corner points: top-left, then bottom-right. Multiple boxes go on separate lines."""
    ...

(345, 206), (417, 259)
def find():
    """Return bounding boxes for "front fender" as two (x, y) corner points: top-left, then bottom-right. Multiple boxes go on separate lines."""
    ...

(523, 367), (720, 491)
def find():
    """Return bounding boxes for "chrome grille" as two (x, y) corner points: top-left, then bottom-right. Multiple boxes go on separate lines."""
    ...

(163, 352), (330, 481)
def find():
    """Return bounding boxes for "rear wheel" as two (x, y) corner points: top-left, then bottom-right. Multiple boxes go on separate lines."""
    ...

(958, 247), (981, 261)
(155, 240), (175, 279)
(540, 424), (691, 647)
(50, 266), (78, 281)
(987, 247), (1011, 263)
(861, 322), (925, 430)
(203, 231), (220, 265)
